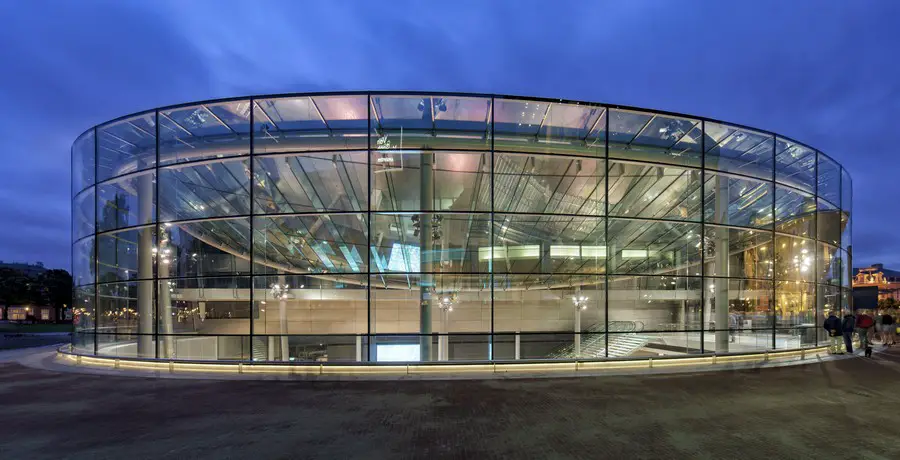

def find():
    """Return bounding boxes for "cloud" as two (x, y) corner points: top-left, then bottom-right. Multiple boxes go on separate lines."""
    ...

(0, 0), (898, 269)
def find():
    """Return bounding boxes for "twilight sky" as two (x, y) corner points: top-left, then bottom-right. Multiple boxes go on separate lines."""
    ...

(0, 0), (898, 271)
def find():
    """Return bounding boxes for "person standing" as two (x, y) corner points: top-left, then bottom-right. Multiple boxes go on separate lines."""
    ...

(841, 312), (856, 354)
(823, 311), (843, 354)
(881, 310), (895, 346)
(856, 311), (876, 356)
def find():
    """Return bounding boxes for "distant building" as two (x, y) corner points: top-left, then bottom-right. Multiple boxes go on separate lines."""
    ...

(0, 261), (47, 277)
(853, 263), (900, 302)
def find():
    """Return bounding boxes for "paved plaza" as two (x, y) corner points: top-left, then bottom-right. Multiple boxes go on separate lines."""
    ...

(1, 347), (899, 459)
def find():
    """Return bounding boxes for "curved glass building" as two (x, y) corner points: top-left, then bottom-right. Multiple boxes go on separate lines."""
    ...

(71, 92), (852, 364)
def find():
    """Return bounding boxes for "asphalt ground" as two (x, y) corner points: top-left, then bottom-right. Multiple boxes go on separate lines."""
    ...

(1, 347), (898, 459)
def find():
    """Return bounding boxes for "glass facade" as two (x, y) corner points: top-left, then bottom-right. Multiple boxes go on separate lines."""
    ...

(71, 92), (852, 363)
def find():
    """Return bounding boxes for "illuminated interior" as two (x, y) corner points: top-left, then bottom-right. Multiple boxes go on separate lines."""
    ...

(71, 92), (851, 363)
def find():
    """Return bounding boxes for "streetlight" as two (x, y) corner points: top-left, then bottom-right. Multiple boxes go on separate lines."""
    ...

(572, 293), (589, 358)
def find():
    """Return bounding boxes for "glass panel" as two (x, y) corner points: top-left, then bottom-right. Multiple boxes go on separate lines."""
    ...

(704, 226), (773, 279)
(817, 153), (840, 207)
(709, 278), (774, 328)
(254, 214), (367, 275)
(493, 275), (605, 334)
(371, 213), (487, 274)
(494, 153), (604, 215)
(96, 171), (156, 232)
(840, 249), (850, 288)
(159, 101), (250, 166)
(841, 210), (851, 251)
(608, 162), (702, 220)
(159, 335), (249, 361)
(159, 158), (250, 221)
(73, 237), (95, 286)
(820, 284), (842, 319)
(97, 112), (156, 182)
(371, 151), (490, 212)
(491, 215), (604, 274)
(253, 95), (368, 154)
(840, 168), (852, 250)
(493, 100), (606, 156)
(251, 335), (365, 363)
(254, 152), (367, 214)
(97, 226), (156, 283)
(491, 332), (574, 360)
(703, 329), (774, 354)
(73, 188), (95, 240)
(158, 276), (251, 335)
(73, 332), (95, 355)
(371, 94), (491, 151)
(608, 219), (701, 276)
(774, 234), (815, 282)
(608, 276), (702, 331)
(775, 327), (817, 349)
(96, 334), (147, 358)
(817, 243), (841, 286)
(703, 173), (774, 229)
(72, 129), (95, 194)
(163, 218), (251, 278)
(774, 185), (815, 238)
(774, 137), (815, 192)
(608, 109), (702, 167)
(370, 274), (491, 336)
(775, 281), (816, 327)
(817, 199), (841, 246)
(251, 274), (367, 335)
(703, 122), (774, 180)
(96, 280), (155, 337)
(73, 286), (95, 333)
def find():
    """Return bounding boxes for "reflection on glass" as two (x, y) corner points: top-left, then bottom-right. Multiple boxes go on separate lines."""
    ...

(775, 137), (816, 192)
(775, 281), (816, 327)
(97, 112), (156, 182)
(817, 199), (841, 246)
(163, 219), (251, 278)
(609, 109), (702, 167)
(608, 162), (702, 220)
(494, 153), (604, 215)
(96, 171), (156, 232)
(254, 95), (368, 154)
(817, 153), (841, 207)
(254, 152), (366, 214)
(158, 276), (251, 337)
(97, 226), (156, 283)
(704, 226), (773, 279)
(73, 286), (95, 332)
(372, 94), (492, 151)
(371, 151), (490, 212)
(608, 219), (701, 276)
(73, 130), (95, 194)
(73, 189), (95, 240)
(494, 100), (606, 156)
(774, 234), (815, 283)
(608, 276), (702, 331)
(704, 122), (773, 179)
(774, 185), (815, 238)
(159, 158), (251, 221)
(73, 237), (95, 286)
(254, 214), (367, 275)
(159, 101), (250, 165)
(704, 173), (773, 228)
(492, 215), (604, 274)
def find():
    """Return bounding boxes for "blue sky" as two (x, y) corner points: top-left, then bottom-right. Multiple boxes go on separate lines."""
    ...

(0, 0), (898, 270)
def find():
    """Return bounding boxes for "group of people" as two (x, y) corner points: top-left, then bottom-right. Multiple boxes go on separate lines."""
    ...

(823, 309), (896, 356)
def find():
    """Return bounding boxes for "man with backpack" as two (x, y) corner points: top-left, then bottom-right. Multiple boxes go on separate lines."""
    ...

(841, 312), (856, 354)
(823, 311), (843, 354)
